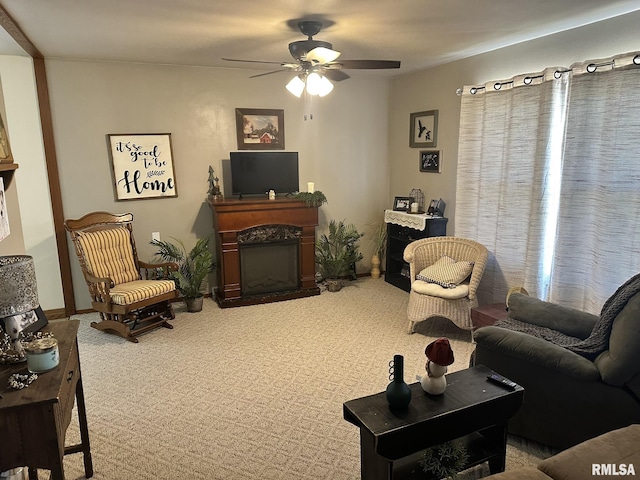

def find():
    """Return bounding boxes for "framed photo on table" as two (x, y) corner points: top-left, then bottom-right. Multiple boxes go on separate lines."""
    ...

(410, 110), (438, 148)
(235, 108), (285, 150)
(0, 306), (49, 348)
(393, 196), (412, 212)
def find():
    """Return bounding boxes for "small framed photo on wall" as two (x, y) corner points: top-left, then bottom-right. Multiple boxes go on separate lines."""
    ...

(410, 110), (438, 148)
(420, 150), (441, 173)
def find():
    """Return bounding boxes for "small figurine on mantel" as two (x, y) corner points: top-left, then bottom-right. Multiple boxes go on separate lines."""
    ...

(420, 337), (454, 395)
(207, 166), (223, 200)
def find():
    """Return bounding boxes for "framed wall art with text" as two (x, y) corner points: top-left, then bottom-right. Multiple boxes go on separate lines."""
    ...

(107, 133), (178, 201)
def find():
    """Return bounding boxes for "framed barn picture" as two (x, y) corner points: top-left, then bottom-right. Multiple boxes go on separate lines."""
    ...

(235, 108), (285, 150)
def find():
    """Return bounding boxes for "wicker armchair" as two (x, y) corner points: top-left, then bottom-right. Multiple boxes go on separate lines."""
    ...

(404, 236), (488, 334)
(65, 211), (178, 343)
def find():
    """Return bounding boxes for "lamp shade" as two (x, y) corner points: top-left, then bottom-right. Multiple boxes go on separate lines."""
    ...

(306, 47), (341, 64)
(317, 75), (334, 97)
(0, 255), (39, 317)
(286, 75), (305, 97)
(305, 73), (334, 97)
(305, 72), (323, 95)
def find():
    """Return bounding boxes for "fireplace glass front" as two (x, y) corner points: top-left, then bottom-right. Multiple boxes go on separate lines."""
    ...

(239, 239), (299, 296)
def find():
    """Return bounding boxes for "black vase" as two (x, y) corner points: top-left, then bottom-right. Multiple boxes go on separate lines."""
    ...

(386, 354), (412, 410)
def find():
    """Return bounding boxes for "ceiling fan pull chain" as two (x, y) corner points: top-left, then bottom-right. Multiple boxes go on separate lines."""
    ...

(303, 91), (315, 121)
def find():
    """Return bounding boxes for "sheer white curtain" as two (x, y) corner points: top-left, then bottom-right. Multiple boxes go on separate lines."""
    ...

(456, 70), (568, 305)
(550, 53), (640, 312)
(456, 52), (640, 313)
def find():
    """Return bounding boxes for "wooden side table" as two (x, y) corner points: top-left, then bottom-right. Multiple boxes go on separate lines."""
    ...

(471, 303), (508, 329)
(0, 319), (93, 480)
(343, 365), (524, 480)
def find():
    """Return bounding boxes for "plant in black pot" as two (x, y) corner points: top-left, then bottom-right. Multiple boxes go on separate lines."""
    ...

(150, 236), (214, 312)
(315, 220), (363, 292)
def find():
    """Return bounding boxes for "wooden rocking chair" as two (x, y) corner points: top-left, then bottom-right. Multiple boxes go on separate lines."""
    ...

(65, 211), (178, 342)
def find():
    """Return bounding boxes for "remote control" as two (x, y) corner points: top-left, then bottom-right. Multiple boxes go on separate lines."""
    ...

(486, 373), (518, 390)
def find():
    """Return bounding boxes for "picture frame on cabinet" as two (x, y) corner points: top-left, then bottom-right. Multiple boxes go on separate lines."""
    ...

(420, 150), (441, 173)
(410, 110), (438, 148)
(235, 108), (285, 150)
(393, 196), (413, 212)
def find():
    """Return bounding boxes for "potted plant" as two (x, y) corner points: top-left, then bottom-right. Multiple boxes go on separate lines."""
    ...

(418, 440), (469, 479)
(369, 220), (387, 279)
(150, 236), (214, 312)
(315, 220), (363, 292)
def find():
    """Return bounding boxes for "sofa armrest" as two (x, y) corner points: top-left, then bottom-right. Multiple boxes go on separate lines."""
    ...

(474, 326), (601, 381)
(508, 293), (598, 339)
(538, 425), (640, 480)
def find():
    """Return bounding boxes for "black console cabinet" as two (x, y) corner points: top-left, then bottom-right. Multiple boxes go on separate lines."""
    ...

(384, 217), (448, 292)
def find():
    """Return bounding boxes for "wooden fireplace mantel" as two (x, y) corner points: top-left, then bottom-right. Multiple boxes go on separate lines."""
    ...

(208, 197), (320, 307)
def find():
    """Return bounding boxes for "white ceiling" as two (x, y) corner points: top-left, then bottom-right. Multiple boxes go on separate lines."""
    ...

(0, 0), (639, 77)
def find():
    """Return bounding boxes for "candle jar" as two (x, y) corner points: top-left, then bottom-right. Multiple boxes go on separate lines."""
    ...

(23, 337), (59, 373)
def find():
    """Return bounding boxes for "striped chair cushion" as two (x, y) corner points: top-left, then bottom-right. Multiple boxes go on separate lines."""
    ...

(76, 228), (139, 285)
(110, 280), (176, 305)
(416, 255), (474, 288)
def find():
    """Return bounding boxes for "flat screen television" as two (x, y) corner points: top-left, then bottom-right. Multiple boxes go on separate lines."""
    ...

(230, 151), (299, 197)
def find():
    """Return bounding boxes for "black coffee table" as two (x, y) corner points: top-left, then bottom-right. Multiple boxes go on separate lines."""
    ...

(343, 364), (523, 480)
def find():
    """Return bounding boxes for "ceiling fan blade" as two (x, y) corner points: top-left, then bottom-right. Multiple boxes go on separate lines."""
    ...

(306, 47), (341, 65)
(222, 57), (287, 66)
(323, 69), (350, 82)
(249, 69), (291, 78)
(334, 60), (401, 69)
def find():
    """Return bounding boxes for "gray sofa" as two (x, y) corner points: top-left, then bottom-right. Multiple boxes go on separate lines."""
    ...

(473, 290), (640, 450)
(483, 424), (640, 480)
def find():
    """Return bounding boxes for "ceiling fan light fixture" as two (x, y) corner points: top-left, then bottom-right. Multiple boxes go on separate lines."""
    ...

(286, 75), (305, 97)
(317, 75), (334, 97)
(305, 73), (333, 97)
(305, 72), (323, 95)
(306, 46), (341, 64)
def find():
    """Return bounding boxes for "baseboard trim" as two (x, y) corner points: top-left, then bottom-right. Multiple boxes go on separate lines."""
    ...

(43, 308), (68, 320)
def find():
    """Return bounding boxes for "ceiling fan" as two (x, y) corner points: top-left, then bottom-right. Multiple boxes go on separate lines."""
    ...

(222, 20), (401, 97)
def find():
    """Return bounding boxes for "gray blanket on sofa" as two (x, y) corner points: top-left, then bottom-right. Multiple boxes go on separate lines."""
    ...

(495, 273), (640, 360)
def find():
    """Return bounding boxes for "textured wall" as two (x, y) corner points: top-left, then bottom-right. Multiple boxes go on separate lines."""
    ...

(45, 60), (391, 309)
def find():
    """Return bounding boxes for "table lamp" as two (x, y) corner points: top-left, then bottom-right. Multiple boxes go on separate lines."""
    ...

(0, 255), (39, 317)
(0, 255), (41, 361)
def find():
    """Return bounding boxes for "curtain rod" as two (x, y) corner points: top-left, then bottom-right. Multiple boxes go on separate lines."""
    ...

(457, 54), (640, 96)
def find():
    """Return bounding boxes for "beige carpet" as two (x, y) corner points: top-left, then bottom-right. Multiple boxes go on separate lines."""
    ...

(57, 278), (555, 479)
